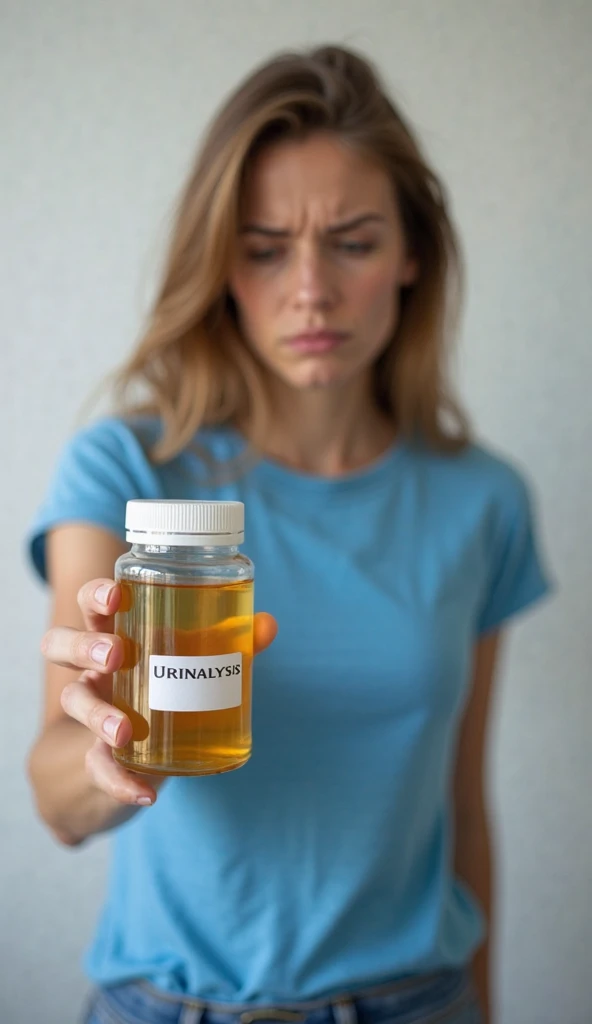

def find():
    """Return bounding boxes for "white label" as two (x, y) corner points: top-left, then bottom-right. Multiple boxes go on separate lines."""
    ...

(148, 653), (242, 712)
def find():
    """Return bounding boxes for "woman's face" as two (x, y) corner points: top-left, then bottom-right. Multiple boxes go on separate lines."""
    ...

(228, 133), (417, 392)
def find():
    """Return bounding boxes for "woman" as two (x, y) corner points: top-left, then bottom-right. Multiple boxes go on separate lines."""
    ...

(27, 45), (550, 1024)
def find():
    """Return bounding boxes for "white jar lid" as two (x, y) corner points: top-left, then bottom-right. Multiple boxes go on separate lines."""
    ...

(125, 500), (244, 546)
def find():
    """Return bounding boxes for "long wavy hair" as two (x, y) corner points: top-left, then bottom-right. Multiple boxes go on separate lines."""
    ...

(114, 44), (469, 462)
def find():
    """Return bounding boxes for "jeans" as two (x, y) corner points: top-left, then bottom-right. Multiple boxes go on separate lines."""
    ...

(82, 970), (482, 1024)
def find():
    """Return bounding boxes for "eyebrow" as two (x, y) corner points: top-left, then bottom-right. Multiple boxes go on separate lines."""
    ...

(240, 213), (386, 237)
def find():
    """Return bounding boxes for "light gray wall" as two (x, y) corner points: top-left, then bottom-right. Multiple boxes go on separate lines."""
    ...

(2, 2), (590, 1022)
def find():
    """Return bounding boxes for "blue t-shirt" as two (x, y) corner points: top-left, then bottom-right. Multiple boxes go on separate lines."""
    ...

(29, 417), (551, 1003)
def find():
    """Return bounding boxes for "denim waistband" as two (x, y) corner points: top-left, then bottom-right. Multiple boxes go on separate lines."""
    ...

(138, 970), (449, 1015)
(84, 969), (480, 1024)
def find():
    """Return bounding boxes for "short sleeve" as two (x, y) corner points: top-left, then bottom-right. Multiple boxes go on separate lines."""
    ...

(477, 468), (553, 635)
(28, 417), (162, 582)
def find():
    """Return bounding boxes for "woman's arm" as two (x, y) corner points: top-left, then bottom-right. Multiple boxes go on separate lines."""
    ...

(28, 524), (277, 846)
(453, 631), (502, 1024)
(27, 524), (153, 845)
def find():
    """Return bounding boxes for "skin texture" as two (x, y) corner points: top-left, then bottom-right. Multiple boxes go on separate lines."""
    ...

(30, 133), (497, 1021)
(229, 133), (417, 476)
(230, 133), (417, 393)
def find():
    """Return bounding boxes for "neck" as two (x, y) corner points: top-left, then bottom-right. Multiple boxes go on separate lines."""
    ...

(242, 374), (396, 476)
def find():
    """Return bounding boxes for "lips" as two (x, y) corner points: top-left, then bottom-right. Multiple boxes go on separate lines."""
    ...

(285, 331), (349, 354)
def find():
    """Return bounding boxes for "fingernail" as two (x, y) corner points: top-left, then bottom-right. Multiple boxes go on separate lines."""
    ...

(91, 641), (113, 666)
(103, 715), (123, 742)
(136, 796), (153, 806)
(95, 583), (114, 607)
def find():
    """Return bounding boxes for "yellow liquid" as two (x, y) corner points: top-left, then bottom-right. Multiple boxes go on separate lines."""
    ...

(113, 577), (253, 776)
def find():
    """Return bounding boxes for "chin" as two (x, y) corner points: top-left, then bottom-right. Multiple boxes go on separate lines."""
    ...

(290, 366), (350, 390)
(277, 355), (357, 391)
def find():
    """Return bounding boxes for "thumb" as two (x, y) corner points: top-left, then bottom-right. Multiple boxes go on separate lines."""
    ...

(253, 612), (277, 655)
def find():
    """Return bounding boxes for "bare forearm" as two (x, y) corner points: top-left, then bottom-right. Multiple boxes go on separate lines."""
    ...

(454, 813), (494, 1023)
(27, 719), (136, 845)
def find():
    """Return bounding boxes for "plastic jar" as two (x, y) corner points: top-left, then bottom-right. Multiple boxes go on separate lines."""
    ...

(112, 499), (254, 776)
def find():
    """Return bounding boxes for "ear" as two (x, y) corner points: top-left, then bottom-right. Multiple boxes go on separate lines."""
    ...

(400, 255), (419, 286)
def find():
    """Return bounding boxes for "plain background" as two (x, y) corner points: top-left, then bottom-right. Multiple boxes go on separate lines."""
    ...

(1, 2), (590, 1022)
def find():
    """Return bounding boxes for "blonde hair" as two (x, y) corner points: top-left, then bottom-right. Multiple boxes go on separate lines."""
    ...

(115, 44), (469, 462)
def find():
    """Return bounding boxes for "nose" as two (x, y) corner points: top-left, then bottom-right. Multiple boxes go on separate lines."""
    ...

(290, 245), (337, 313)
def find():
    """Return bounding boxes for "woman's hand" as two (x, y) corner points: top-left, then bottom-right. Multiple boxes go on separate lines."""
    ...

(41, 578), (277, 809)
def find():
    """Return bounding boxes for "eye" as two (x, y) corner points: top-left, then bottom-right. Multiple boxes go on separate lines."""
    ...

(336, 240), (376, 255)
(246, 248), (283, 263)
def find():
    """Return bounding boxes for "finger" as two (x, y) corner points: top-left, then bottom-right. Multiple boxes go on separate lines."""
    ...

(77, 578), (122, 632)
(60, 678), (133, 747)
(253, 612), (278, 655)
(86, 739), (159, 806)
(42, 626), (123, 674)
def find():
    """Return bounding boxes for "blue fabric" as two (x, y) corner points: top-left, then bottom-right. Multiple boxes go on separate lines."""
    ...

(29, 417), (551, 1004)
(82, 970), (482, 1023)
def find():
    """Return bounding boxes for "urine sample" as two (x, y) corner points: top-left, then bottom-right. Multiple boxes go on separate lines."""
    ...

(112, 500), (254, 776)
